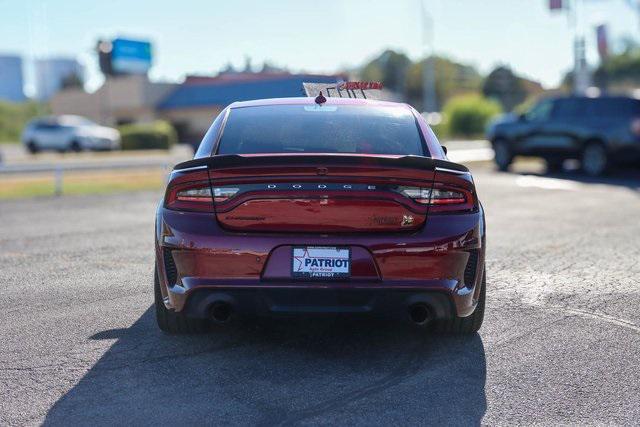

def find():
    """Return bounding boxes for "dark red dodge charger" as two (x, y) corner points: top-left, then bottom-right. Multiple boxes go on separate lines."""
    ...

(154, 96), (486, 334)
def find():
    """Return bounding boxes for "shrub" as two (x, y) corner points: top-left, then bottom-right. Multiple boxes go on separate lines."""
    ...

(0, 101), (48, 143)
(119, 121), (178, 150)
(443, 94), (502, 138)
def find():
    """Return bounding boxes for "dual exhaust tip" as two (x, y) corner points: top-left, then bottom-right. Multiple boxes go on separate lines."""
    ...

(209, 301), (432, 325)
(210, 301), (233, 323)
(409, 303), (432, 326)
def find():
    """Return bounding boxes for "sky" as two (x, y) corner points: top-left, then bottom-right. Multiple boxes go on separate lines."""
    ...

(1, 0), (638, 96)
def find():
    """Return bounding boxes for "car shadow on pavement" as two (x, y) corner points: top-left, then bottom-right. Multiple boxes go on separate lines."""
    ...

(44, 307), (487, 426)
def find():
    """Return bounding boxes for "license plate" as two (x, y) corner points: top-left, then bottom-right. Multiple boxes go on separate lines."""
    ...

(292, 246), (351, 279)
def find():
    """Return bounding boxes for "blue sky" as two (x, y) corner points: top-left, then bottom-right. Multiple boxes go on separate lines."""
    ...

(1, 0), (638, 96)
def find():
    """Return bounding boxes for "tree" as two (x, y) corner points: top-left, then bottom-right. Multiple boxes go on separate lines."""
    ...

(404, 56), (482, 111)
(60, 72), (84, 90)
(593, 43), (640, 90)
(360, 49), (411, 94)
(482, 66), (527, 112)
(562, 39), (640, 92)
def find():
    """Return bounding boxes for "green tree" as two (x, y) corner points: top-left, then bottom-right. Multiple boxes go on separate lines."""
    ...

(482, 66), (527, 112)
(593, 43), (640, 90)
(360, 49), (411, 93)
(405, 56), (482, 111)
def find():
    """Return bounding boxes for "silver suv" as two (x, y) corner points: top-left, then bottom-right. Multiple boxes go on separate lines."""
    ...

(22, 115), (121, 153)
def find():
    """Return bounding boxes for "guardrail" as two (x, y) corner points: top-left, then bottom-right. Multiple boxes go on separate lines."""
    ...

(0, 147), (495, 197)
(0, 159), (175, 196)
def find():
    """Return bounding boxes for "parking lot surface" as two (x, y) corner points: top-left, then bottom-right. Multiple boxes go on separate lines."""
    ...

(1, 164), (639, 426)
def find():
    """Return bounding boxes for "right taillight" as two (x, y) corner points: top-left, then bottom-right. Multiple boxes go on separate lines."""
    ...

(398, 183), (476, 213)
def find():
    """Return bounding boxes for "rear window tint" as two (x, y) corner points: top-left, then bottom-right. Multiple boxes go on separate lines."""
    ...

(216, 104), (427, 156)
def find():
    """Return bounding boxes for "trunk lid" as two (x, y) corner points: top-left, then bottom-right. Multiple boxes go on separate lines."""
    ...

(190, 153), (456, 233)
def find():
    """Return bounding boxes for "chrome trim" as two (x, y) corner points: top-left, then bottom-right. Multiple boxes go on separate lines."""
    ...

(175, 165), (208, 172)
(435, 166), (469, 175)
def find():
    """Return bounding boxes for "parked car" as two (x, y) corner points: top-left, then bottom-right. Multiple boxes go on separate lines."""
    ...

(154, 96), (486, 335)
(486, 96), (640, 176)
(21, 115), (121, 153)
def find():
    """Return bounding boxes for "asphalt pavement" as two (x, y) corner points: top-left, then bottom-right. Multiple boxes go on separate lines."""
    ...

(1, 162), (639, 426)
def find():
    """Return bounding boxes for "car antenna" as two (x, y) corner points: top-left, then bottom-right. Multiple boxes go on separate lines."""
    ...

(315, 91), (327, 105)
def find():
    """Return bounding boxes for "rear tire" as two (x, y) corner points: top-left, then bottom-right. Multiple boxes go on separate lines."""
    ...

(432, 269), (485, 335)
(493, 139), (512, 171)
(69, 140), (82, 152)
(154, 265), (209, 334)
(27, 141), (39, 154)
(581, 141), (609, 177)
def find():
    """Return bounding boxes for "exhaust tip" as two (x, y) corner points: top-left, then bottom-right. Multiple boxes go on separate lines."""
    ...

(210, 302), (232, 323)
(409, 304), (431, 325)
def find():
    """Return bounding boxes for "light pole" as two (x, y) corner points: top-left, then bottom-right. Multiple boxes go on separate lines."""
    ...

(568, 0), (591, 94)
(420, 0), (438, 113)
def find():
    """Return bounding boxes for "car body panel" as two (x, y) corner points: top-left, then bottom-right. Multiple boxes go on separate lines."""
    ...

(156, 203), (485, 318)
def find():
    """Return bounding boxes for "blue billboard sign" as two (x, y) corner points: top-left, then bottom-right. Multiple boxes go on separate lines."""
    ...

(111, 38), (152, 74)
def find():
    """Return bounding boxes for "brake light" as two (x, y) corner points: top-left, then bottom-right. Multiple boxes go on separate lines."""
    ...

(429, 189), (467, 205)
(398, 185), (475, 213)
(165, 180), (213, 212)
(213, 187), (240, 203)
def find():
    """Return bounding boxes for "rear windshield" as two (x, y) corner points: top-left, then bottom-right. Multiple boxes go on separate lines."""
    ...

(216, 104), (427, 156)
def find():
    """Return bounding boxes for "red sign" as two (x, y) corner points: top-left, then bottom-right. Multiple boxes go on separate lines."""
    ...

(549, 0), (563, 10)
(596, 24), (608, 59)
(338, 81), (383, 90)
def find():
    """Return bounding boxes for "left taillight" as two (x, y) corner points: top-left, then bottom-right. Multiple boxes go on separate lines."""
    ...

(165, 170), (214, 212)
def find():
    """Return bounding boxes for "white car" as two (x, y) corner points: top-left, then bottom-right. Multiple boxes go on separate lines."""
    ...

(22, 116), (121, 153)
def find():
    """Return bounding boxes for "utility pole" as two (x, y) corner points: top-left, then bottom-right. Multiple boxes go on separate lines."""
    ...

(569, 0), (591, 95)
(420, 0), (438, 113)
(551, 0), (590, 94)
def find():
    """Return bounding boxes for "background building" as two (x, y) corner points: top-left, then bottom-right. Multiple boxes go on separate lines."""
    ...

(50, 74), (176, 127)
(51, 72), (344, 144)
(157, 73), (345, 143)
(35, 58), (83, 101)
(0, 55), (26, 102)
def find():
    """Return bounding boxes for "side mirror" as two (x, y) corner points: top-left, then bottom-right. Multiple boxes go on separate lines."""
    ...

(442, 146), (448, 155)
(518, 113), (527, 122)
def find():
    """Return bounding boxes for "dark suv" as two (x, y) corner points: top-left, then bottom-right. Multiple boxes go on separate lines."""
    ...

(487, 96), (640, 176)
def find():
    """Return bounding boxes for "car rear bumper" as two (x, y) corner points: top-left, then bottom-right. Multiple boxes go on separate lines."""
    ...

(156, 205), (486, 319)
(178, 285), (458, 320)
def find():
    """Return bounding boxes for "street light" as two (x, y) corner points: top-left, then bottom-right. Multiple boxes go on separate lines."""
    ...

(550, 0), (591, 94)
(420, 0), (438, 114)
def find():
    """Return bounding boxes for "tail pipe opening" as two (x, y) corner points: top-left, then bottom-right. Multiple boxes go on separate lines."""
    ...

(409, 303), (432, 326)
(210, 301), (233, 323)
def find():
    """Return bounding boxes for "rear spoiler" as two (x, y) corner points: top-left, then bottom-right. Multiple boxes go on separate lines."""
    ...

(173, 154), (469, 173)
